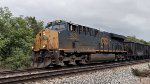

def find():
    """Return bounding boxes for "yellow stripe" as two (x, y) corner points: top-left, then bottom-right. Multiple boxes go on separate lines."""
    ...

(59, 48), (127, 52)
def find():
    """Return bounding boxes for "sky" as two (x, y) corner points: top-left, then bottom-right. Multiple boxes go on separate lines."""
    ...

(0, 0), (150, 41)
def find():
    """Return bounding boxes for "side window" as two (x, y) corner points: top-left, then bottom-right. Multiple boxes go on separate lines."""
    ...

(68, 23), (76, 32)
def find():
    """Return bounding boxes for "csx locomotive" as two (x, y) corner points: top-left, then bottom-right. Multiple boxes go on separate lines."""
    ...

(32, 20), (150, 68)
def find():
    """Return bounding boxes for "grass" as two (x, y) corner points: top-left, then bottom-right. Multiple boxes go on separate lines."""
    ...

(132, 64), (150, 77)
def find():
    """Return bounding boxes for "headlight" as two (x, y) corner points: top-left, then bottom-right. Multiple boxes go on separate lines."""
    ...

(32, 46), (34, 49)
(43, 31), (46, 36)
(43, 45), (46, 48)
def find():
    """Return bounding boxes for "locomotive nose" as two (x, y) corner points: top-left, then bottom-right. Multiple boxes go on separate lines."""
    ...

(32, 28), (59, 68)
(33, 29), (59, 51)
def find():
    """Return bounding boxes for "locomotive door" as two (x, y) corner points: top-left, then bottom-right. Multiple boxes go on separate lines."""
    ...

(69, 30), (79, 52)
(72, 41), (79, 52)
(99, 34), (110, 52)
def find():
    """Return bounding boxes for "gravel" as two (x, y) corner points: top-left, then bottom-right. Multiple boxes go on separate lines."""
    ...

(25, 62), (150, 84)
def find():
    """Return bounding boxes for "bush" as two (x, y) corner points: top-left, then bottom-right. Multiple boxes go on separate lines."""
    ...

(1, 48), (31, 70)
(132, 68), (150, 77)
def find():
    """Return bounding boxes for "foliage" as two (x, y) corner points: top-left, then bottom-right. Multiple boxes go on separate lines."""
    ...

(0, 34), (7, 52)
(127, 36), (150, 45)
(0, 7), (43, 70)
(2, 48), (31, 69)
(26, 16), (44, 37)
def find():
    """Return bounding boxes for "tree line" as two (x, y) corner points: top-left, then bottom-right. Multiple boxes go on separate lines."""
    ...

(127, 36), (150, 45)
(0, 7), (43, 70)
(0, 7), (149, 70)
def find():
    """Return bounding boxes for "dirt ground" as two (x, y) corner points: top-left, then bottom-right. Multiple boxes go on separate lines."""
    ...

(0, 67), (10, 72)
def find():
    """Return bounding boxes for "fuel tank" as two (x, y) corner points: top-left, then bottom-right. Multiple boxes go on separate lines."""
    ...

(89, 54), (115, 62)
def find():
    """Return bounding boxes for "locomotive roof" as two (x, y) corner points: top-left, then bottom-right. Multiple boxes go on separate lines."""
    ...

(47, 20), (126, 39)
(110, 33), (126, 39)
(50, 20), (100, 31)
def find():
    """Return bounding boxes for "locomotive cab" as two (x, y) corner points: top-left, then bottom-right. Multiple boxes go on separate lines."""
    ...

(32, 20), (70, 68)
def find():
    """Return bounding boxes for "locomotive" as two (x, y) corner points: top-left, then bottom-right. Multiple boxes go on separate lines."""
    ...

(32, 20), (150, 68)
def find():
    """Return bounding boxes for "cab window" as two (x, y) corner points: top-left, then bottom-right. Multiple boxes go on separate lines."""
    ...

(52, 24), (65, 31)
(68, 23), (77, 32)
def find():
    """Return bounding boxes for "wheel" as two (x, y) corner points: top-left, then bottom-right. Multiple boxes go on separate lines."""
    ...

(75, 60), (82, 65)
(64, 61), (70, 66)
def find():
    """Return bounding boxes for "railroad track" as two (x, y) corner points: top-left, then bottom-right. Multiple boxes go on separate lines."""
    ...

(0, 59), (150, 84)
(0, 68), (44, 76)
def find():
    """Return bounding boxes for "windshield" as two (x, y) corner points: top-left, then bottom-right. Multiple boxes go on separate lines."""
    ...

(52, 24), (65, 31)
(46, 20), (66, 31)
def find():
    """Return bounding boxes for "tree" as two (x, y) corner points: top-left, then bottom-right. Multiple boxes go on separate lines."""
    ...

(0, 7), (44, 70)
(148, 41), (150, 45)
(26, 16), (44, 37)
(127, 36), (150, 45)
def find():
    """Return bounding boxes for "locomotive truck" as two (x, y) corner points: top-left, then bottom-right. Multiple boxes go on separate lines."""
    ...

(32, 20), (150, 68)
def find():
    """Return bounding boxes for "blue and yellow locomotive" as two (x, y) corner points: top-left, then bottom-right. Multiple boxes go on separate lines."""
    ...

(32, 20), (150, 68)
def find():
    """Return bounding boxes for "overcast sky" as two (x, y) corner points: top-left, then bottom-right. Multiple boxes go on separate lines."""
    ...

(0, 0), (150, 41)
